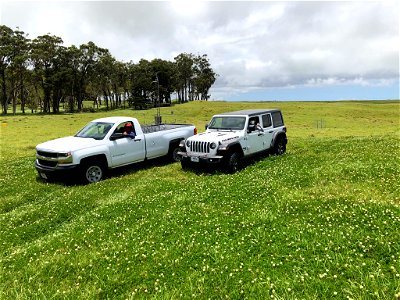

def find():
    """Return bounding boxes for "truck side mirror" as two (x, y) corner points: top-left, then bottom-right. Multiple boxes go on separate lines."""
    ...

(110, 133), (124, 141)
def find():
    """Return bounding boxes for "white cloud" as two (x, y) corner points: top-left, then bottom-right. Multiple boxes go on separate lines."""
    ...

(1, 0), (399, 100)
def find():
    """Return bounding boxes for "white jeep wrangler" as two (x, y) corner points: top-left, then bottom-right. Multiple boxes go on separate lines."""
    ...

(178, 109), (287, 173)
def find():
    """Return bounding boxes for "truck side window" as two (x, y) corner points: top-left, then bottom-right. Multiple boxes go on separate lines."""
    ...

(272, 112), (284, 127)
(115, 122), (136, 134)
(262, 114), (272, 128)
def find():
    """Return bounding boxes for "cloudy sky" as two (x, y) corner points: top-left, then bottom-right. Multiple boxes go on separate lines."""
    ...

(1, 0), (399, 101)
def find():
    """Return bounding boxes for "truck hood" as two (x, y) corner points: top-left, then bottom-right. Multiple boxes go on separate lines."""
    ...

(190, 131), (241, 143)
(36, 136), (101, 153)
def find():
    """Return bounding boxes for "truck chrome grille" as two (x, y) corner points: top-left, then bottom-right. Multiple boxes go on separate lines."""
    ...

(190, 141), (211, 153)
(37, 150), (58, 158)
(38, 159), (57, 167)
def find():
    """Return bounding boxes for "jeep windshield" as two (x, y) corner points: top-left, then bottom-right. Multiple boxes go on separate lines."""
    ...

(208, 116), (246, 131)
(75, 122), (114, 140)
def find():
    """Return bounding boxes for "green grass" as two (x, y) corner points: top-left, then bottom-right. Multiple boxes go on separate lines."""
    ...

(0, 101), (399, 299)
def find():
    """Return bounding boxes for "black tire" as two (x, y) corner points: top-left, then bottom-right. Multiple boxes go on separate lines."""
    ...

(273, 136), (286, 155)
(168, 144), (182, 162)
(81, 161), (105, 183)
(225, 152), (241, 173)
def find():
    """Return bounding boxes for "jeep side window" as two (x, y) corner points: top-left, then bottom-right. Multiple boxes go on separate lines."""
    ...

(271, 111), (284, 127)
(248, 116), (259, 132)
(262, 114), (272, 128)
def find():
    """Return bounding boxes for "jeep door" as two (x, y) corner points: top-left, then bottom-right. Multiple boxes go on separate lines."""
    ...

(261, 113), (274, 150)
(245, 116), (265, 154)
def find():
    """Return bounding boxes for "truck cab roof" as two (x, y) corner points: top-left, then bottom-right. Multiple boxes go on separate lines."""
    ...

(91, 116), (134, 124)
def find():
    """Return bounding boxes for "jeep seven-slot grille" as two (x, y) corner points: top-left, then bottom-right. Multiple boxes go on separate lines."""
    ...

(190, 141), (211, 153)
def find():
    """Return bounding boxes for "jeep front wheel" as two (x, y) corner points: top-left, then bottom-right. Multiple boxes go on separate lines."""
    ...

(225, 152), (241, 173)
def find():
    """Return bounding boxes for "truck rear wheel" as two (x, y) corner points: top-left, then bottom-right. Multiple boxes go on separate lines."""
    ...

(81, 160), (106, 183)
(168, 142), (182, 162)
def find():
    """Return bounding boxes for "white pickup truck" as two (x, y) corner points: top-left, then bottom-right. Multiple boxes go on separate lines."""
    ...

(178, 109), (287, 173)
(35, 116), (197, 183)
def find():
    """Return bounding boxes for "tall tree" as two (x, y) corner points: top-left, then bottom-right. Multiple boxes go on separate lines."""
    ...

(0, 25), (14, 114)
(193, 54), (217, 101)
(30, 34), (63, 113)
(76, 42), (107, 111)
(174, 53), (194, 102)
(10, 29), (30, 114)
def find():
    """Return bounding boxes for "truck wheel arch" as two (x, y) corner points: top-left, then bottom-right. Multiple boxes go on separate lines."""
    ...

(80, 155), (108, 183)
(168, 138), (184, 162)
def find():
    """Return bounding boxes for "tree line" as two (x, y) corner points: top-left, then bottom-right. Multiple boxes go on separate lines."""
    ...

(0, 25), (218, 114)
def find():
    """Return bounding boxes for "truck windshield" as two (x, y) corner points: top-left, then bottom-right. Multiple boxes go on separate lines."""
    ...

(208, 116), (246, 130)
(75, 122), (114, 140)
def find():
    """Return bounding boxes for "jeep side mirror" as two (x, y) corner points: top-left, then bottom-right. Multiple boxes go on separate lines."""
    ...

(247, 124), (256, 133)
(205, 123), (209, 130)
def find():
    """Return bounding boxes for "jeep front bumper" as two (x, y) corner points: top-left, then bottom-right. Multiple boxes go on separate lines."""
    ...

(178, 151), (224, 164)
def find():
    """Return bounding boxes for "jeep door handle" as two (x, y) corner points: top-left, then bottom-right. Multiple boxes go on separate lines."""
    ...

(268, 131), (273, 133)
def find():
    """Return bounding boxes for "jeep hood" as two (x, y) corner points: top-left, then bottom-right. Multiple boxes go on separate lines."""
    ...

(190, 131), (240, 143)
(36, 136), (101, 153)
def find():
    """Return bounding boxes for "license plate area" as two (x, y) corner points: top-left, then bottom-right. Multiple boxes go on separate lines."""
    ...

(190, 156), (199, 163)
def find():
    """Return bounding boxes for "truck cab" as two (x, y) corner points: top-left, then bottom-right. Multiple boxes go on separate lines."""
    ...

(178, 109), (287, 173)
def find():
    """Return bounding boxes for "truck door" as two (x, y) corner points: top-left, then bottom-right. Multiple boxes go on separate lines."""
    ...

(245, 116), (265, 154)
(109, 122), (145, 166)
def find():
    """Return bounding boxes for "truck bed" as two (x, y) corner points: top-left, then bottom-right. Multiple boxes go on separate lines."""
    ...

(141, 124), (192, 134)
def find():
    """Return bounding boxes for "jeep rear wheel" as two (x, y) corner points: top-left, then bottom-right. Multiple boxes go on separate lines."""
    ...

(274, 136), (286, 155)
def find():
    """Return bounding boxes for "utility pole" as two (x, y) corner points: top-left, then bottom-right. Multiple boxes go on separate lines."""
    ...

(153, 72), (162, 125)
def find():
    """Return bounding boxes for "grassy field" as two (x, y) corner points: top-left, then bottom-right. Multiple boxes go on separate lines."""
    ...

(0, 101), (399, 299)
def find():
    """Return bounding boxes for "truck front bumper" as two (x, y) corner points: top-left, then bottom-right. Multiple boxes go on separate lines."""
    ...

(178, 152), (224, 164)
(35, 160), (80, 180)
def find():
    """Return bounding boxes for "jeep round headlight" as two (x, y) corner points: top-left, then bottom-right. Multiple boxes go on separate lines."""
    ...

(210, 142), (217, 149)
(186, 140), (191, 147)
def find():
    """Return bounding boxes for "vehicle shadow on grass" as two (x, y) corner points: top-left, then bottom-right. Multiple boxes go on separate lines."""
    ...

(181, 151), (276, 176)
(35, 156), (176, 186)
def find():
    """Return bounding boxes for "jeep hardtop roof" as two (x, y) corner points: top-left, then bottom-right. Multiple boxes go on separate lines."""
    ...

(217, 109), (281, 117)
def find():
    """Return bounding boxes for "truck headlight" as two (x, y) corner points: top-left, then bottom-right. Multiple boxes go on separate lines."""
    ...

(57, 152), (73, 164)
(210, 142), (217, 149)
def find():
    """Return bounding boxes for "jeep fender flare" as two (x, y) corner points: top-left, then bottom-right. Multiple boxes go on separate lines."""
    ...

(271, 131), (287, 148)
(217, 141), (244, 157)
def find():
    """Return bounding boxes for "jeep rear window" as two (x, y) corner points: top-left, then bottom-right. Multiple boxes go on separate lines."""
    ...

(209, 116), (246, 130)
(262, 114), (272, 128)
(272, 112), (284, 127)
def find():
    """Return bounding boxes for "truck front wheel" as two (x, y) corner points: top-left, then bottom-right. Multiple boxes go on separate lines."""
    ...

(81, 161), (105, 183)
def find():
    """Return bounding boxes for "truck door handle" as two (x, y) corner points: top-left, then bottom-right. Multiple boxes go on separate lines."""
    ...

(134, 138), (142, 142)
